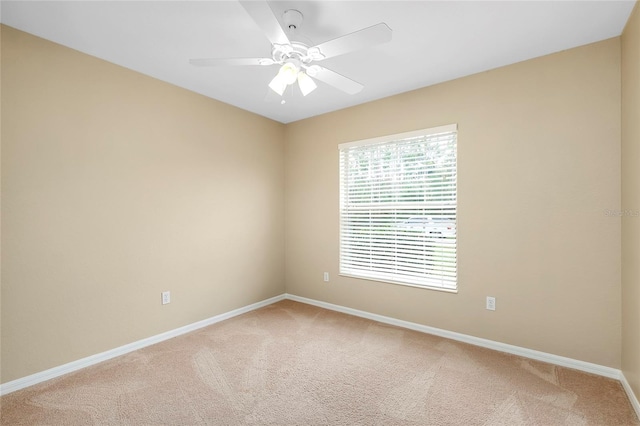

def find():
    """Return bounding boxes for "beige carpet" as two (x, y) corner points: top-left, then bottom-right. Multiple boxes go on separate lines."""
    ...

(1, 300), (638, 425)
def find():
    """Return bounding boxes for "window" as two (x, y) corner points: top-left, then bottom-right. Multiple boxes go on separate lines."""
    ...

(338, 124), (458, 292)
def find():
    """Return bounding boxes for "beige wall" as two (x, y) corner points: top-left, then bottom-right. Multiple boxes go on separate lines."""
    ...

(0, 26), (285, 383)
(622, 2), (640, 401)
(285, 38), (622, 368)
(0, 19), (631, 386)
(0, 22), (3, 383)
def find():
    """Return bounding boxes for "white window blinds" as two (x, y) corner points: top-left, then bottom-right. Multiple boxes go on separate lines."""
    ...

(339, 124), (458, 291)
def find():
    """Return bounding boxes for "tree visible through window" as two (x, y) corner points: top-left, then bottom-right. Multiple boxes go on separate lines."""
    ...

(338, 124), (457, 291)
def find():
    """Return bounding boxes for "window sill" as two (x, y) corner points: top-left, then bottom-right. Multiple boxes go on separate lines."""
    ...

(339, 273), (458, 294)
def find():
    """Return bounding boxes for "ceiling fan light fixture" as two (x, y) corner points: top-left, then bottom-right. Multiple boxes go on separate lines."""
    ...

(191, 4), (392, 104)
(268, 73), (287, 96)
(279, 61), (299, 85)
(297, 71), (317, 96)
(268, 61), (300, 96)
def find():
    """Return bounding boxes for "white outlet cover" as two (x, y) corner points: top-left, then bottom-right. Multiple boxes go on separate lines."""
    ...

(486, 296), (496, 311)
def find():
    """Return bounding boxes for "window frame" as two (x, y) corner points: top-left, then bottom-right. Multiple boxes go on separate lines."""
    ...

(338, 124), (458, 293)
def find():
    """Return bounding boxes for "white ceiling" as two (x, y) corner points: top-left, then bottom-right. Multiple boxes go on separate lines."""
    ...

(1, 1), (635, 124)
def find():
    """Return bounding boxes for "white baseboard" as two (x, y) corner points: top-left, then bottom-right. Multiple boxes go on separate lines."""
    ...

(621, 373), (640, 420)
(0, 294), (286, 396)
(3, 290), (639, 420)
(284, 294), (623, 377)
(284, 293), (640, 418)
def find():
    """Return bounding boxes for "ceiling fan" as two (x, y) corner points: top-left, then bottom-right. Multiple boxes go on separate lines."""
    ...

(189, 1), (392, 98)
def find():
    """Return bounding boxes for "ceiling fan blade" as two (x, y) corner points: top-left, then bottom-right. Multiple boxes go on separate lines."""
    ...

(239, 0), (290, 46)
(312, 23), (392, 60)
(311, 67), (364, 95)
(189, 58), (272, 67)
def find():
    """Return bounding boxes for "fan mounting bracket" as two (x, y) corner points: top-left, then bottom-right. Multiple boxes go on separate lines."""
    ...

(283, 9), (303, 31)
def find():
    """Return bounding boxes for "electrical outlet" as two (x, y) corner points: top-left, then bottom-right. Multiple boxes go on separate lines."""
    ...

(162, 291), (171, 305)
(486, 296), (496, 311)
(323, 272), (329, 282)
